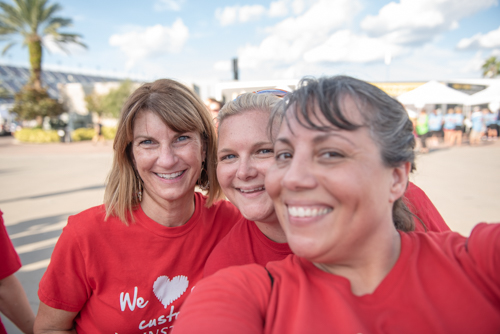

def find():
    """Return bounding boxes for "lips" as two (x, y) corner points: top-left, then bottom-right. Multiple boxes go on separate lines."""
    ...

(236, 186), (265, 194)
(287, 206), (333, 218)
(155, 170), (185, 180)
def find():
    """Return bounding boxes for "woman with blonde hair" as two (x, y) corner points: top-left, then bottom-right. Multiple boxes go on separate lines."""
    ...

(34, 79), (241, 334)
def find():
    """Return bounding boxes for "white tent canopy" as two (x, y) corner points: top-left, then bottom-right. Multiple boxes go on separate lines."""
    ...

(397, 80), (469, 106)
(466, 82), (500, 105)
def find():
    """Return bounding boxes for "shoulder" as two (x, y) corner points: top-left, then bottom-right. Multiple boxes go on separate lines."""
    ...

(405, 223), (500, 262)
(204, 217), (251, 276)
(196, 193), (242, 223)
(404, 182), (450, 232)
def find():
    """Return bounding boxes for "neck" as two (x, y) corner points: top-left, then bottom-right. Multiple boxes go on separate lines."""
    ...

(314, 224), (401, 296)
(141, 191), (196, 227)
(254, 218), (287, 243)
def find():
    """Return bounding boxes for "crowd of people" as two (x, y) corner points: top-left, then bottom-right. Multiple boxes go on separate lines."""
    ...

(1, 76), (498, 334)
(413, 105), (499, 152)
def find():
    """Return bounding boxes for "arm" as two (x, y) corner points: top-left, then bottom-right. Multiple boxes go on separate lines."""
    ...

(0, 274), (35, 334)
(33, 302), (78, 334)
(173, 265), (270, 334)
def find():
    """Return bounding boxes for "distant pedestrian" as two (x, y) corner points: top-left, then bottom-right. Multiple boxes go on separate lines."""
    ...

(415, 109), (429, 153)
(485, 108), (498, 140)
(428, 108), (443, 147)
(453, 107), (464, 146)
(470, 107), (483, 145)
(443, 108), (455, 145)
(92, 117), (105, 144)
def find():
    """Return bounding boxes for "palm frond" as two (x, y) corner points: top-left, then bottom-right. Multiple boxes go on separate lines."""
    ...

(1, 40), (16, 54)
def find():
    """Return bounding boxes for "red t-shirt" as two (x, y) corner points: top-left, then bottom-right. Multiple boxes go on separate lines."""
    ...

(404, 182), (450, 232)
(204, 217), (291, 276)
(0, 210), (22, 334)
(173, 223), (500, 334)
(204, 182), (449, 276)
(38, 193), (241, 334)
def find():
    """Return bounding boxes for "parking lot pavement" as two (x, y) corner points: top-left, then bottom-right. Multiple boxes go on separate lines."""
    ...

(1, 135), (499, 333)
(0, 136), (113, 333)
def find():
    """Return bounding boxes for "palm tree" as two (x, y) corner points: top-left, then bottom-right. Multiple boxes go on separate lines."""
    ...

(481, 56), (500, 78)
(0, 0), (86, 90)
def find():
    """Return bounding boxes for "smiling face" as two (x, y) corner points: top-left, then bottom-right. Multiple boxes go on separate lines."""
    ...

(132, 110), (205, 211)
(265, 97), (407, 265)
(217, 110), (277, 224)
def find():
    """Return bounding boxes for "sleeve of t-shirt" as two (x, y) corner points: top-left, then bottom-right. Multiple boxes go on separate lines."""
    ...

(38, 216), (92, 312)
(465, 223), (500, 287)
(0, 212), (22, 280)
(173, 264), (270, 334)
(404, 182), (450, 232)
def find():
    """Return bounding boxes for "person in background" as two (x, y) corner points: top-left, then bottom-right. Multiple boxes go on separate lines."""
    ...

(485, 108), (498, 140)
(34, 79), (241, 334)
(0, 209), (35, 334)
(469, 107), (484, 145)
(204, 90), (449, 277)
(453, 106), (464, 146)
(171, 76), (500, 334)
(205, 98), (223, 122)
(92, 116), (105, 144)
(427, 108), (443, 147)
(442, 108), (456, 145)
(415, 109), (429, 153)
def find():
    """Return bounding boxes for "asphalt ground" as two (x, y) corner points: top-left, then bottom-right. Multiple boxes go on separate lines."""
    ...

(1, 135), (499, 333)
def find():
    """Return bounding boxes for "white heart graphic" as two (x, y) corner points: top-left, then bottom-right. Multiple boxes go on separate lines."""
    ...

(153, 275), (189, 308)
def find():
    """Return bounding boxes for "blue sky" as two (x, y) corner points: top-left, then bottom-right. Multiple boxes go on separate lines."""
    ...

(1, 0), (499, 83)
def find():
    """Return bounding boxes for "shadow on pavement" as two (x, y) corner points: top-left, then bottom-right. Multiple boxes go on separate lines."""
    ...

(0, 184), (105, 204)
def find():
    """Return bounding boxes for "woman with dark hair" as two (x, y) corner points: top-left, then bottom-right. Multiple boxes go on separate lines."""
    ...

(204, 90), (449, 277)
(172, 76), (500, 334)
(34, 79), (241, 334)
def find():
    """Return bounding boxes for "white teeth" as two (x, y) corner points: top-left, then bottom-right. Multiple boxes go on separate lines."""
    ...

(156, 171), (183, 179)
(239, 187), (265, 193)
(288, 206), (332, 218)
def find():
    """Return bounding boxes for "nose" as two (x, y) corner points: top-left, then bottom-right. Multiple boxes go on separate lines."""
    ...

(157, 144), (179, 168)
(236, 156), (258, 181)
(281, 152), (317, 191)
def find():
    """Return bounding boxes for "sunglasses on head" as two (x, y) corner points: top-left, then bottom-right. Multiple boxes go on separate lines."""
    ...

(252, 88), (290, 98)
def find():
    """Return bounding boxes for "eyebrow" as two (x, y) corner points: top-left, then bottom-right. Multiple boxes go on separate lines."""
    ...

(276, 132), (355, 147)
(218, 141), (272, 154)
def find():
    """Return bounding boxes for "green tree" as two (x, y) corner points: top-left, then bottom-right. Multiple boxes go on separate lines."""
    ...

(482, 56), (500, 78)
(11, 85), (63, 120)
(101, 80), (134, 118)
(84, 91), (105, 117)
(0, 0), (87, 90)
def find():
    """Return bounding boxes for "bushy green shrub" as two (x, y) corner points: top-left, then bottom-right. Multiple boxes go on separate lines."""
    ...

(14, 128), (59, 143)
(71, 128), (95, 141)
(102, 126), (117, 140)
(12, 86), (64, 120)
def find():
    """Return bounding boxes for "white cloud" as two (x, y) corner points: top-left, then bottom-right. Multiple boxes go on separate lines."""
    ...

(215, 0), (310, 26)
(109, 19), (189, 69)
(361, 0), (498, 45)
(154, 0), (183, 11)
(215, 5), (266, 26)
(303, 30), (405, 63)
(457, 26), (500, 50)
(237, 0), (362, 68)
(269, 0), (289, 17)
(213, 60), (232, 71)
(42, 35), (87, 55)
(460, 51), (486, 73)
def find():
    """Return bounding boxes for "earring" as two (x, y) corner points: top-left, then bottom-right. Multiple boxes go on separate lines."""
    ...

(197, 160), (209, 190)
(137, 177), (143, 202)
